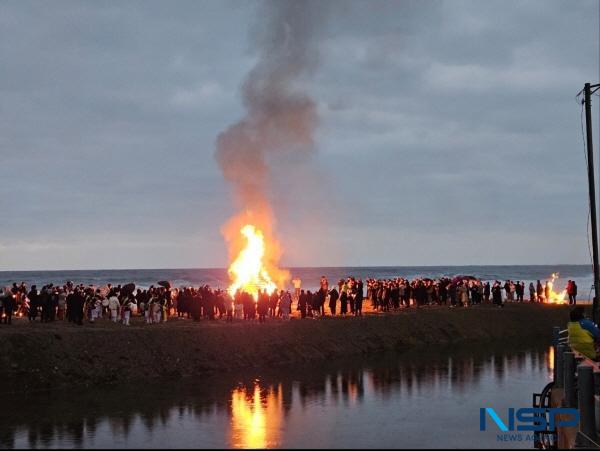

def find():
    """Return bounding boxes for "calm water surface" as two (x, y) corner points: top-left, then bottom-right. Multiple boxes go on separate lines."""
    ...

(1, 344), (553, 449)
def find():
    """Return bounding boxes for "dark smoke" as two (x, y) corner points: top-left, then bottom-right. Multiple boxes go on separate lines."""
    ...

(215, 0), (325, 215)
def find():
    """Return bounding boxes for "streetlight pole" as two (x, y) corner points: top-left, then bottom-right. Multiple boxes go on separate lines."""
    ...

(582, 82), (600, 323)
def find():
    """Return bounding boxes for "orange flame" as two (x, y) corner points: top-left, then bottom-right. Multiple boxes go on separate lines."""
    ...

(221, 208), (290, 301)
(545, 273), (567, 304)
(228, 224), (278, 300)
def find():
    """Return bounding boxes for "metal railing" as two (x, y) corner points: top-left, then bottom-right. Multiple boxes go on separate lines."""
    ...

(537, 326), (600, 449)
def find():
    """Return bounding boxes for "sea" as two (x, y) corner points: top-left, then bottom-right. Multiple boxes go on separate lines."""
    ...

(0, 265), (594, 298)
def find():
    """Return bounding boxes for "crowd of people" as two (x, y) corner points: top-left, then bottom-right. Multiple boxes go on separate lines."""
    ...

(365, 277), (579, 309)
(0, 274), (579, 326)
(0, 282), (175, 326)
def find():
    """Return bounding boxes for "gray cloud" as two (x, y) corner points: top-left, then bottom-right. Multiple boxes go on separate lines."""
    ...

(0, 0), (597, 270)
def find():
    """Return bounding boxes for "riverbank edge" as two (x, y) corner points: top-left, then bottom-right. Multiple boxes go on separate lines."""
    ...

(0, 303), (569, 394)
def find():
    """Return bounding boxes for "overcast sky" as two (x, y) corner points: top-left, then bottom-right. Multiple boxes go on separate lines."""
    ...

(0, 0), (598, 270)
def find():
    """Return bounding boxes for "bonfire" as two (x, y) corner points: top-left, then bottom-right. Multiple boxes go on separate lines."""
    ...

(227, 224), (278, 300)
(544, 273), (567, 304)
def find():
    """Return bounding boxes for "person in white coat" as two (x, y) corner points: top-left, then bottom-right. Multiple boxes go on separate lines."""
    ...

(122, 297), (132, 326)
(92, 296), (102, 322)
(145, 299), (153, 324)
(108, 294), (120, 322)
(152, 297), (162, 324)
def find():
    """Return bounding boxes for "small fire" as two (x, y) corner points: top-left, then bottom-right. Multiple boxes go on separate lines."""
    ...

(227, 224), (278, 300)
(545, 273), (567, 304)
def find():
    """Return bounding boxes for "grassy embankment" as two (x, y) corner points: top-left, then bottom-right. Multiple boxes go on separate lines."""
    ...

(0, 303), (570, 393)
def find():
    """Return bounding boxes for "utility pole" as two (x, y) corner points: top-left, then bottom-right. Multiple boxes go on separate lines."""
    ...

(582, 82), (600, 323)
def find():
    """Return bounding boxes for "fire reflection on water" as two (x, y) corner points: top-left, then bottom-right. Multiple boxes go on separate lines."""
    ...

(5, 346), (554, 449)
(229, 383), (283, 449)
(547, 345), (554, 374)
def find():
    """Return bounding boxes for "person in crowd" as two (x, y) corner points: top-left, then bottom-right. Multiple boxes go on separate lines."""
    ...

(57, 288), (67, 320)
(225, 294), (234, 323)
(354, 279), (364, 316)
(328, 286), (339, 316)
(1, 287), (7, 320)
(369, 280), (378, 310)
(529, 282), (536, 302)
(448, 282), (457, 307)
(152, 293), (162, 323)
(101, 293), (110, 318)
(280, 290), (292, 320)
(339, 285), (348, 316)
(346, 280), (356, 315)
(568, 280), (578, 305)
(313, 290), (323, 317)
(234, 293), (244, 320)
(399, 282), (407, 307)
(492, 281), (503, 307)
(2, 286), (14, 324)
(122, 294), (133, 326)
(145, 294), (154, 324)
(5, 273), (576, 328)
(477, 281), (484, 305)
(268, 290), (279, 318)
(503, 281), (511, 302)
(515, 281), (524, 302)
(298, 289), (307, 319)
(93, 290), (103, 321)
(292, 277), (301, 302)
(14, 286), (27, 318)
(257, 289), (269, 323)
(568, 306), (600, 360)
(469, 282), (478, 305)
(108, 292), (120, 322)
(70, 288), (84, 325)
(320, 276), (329, 294)
(483, 281), (491, 304)
(536, 280), (544, 303)
(318, 288), (326, 316)
(50, 287), (58, 321)
(458, 282), (469, 307)
(39, 285), (50, 323)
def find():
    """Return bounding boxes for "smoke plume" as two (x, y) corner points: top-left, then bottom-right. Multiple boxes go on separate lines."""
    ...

(214, 0), (325, 280)
(215, 0), (324, 218)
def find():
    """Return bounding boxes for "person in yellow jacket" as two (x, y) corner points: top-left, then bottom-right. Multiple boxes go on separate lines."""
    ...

(568, 306), (600, 360)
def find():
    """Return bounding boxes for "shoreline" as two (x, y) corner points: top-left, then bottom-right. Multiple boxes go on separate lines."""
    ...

(0, 303), (571, 394)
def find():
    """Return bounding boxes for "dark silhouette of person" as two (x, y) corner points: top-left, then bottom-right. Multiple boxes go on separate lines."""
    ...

(484, 282), (491, 303)
(27, 285), (38, 321)
(328, 287), (338, 316)
(2, 289), (14, 324)
(492, 281), (504, 307)
(298, 289), (307, 318)
(354, 280), (364, 316)
(536, 280), (543, 302)
(340, 289), (348, 315)
(257, 290), (268, 323)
